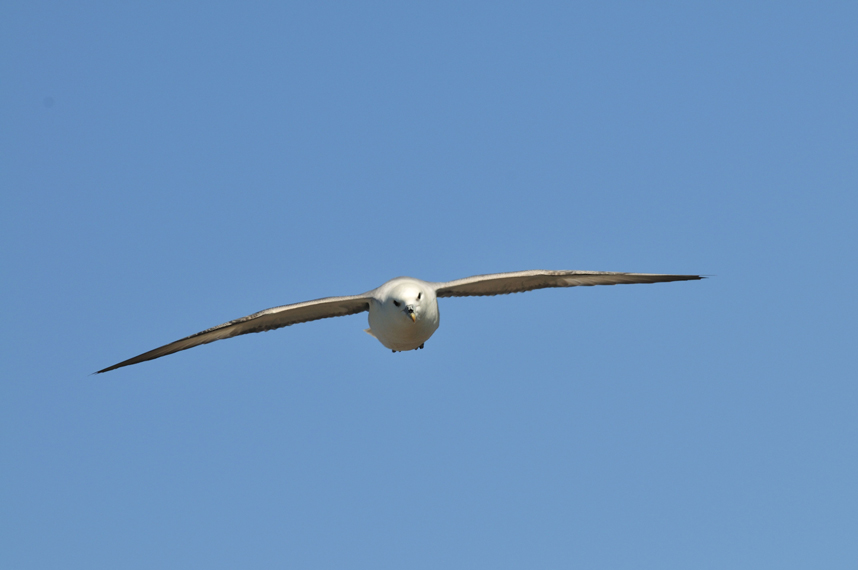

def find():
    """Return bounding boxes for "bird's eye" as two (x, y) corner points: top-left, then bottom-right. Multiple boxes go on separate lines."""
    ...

(393, 300), (401, 307)
(417, 292), (422, 300)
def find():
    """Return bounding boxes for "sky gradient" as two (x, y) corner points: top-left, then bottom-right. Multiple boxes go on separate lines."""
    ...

(2, 2), (857, 568)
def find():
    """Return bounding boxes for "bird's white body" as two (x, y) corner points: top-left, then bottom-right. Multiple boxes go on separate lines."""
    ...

(367, 277), (440, 351)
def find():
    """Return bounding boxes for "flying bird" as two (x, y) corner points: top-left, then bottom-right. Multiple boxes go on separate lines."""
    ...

(96, 270), (702, 373)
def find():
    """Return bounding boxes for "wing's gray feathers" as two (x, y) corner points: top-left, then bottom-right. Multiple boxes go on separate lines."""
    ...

(96, 295), (370, 373)
(433, 270), (703, 298)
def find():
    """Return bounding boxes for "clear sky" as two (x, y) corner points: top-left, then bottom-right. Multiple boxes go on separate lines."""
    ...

(2, 2), (856, 568)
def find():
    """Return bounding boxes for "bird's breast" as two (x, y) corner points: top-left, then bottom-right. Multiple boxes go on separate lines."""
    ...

(367, 300), (440, 351)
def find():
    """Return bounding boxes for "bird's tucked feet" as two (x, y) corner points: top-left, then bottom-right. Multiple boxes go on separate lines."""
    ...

(418, 343), (424, 349)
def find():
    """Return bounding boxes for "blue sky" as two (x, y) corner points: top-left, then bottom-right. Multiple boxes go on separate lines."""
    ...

(2, 2), (856, 568)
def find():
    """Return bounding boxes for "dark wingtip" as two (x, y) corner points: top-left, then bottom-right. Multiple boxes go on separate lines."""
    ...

(93, 361), (128, 374)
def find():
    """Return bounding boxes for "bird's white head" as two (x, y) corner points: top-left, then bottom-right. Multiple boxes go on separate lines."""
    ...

(385, 281), (432, 323)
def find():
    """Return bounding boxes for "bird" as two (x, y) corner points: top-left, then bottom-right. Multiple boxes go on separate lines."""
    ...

(96, 269), (702, 373)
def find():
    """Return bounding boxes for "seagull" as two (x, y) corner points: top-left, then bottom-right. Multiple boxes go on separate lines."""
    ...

(96, 269), (702, 373)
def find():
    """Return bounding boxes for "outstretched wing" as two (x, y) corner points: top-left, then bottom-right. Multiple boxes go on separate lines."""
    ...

(433, 270), (702, 298)
(97, 294), (372, 373)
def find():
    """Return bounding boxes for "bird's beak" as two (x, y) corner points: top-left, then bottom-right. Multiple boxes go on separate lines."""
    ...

(405, 306), (416, 322)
